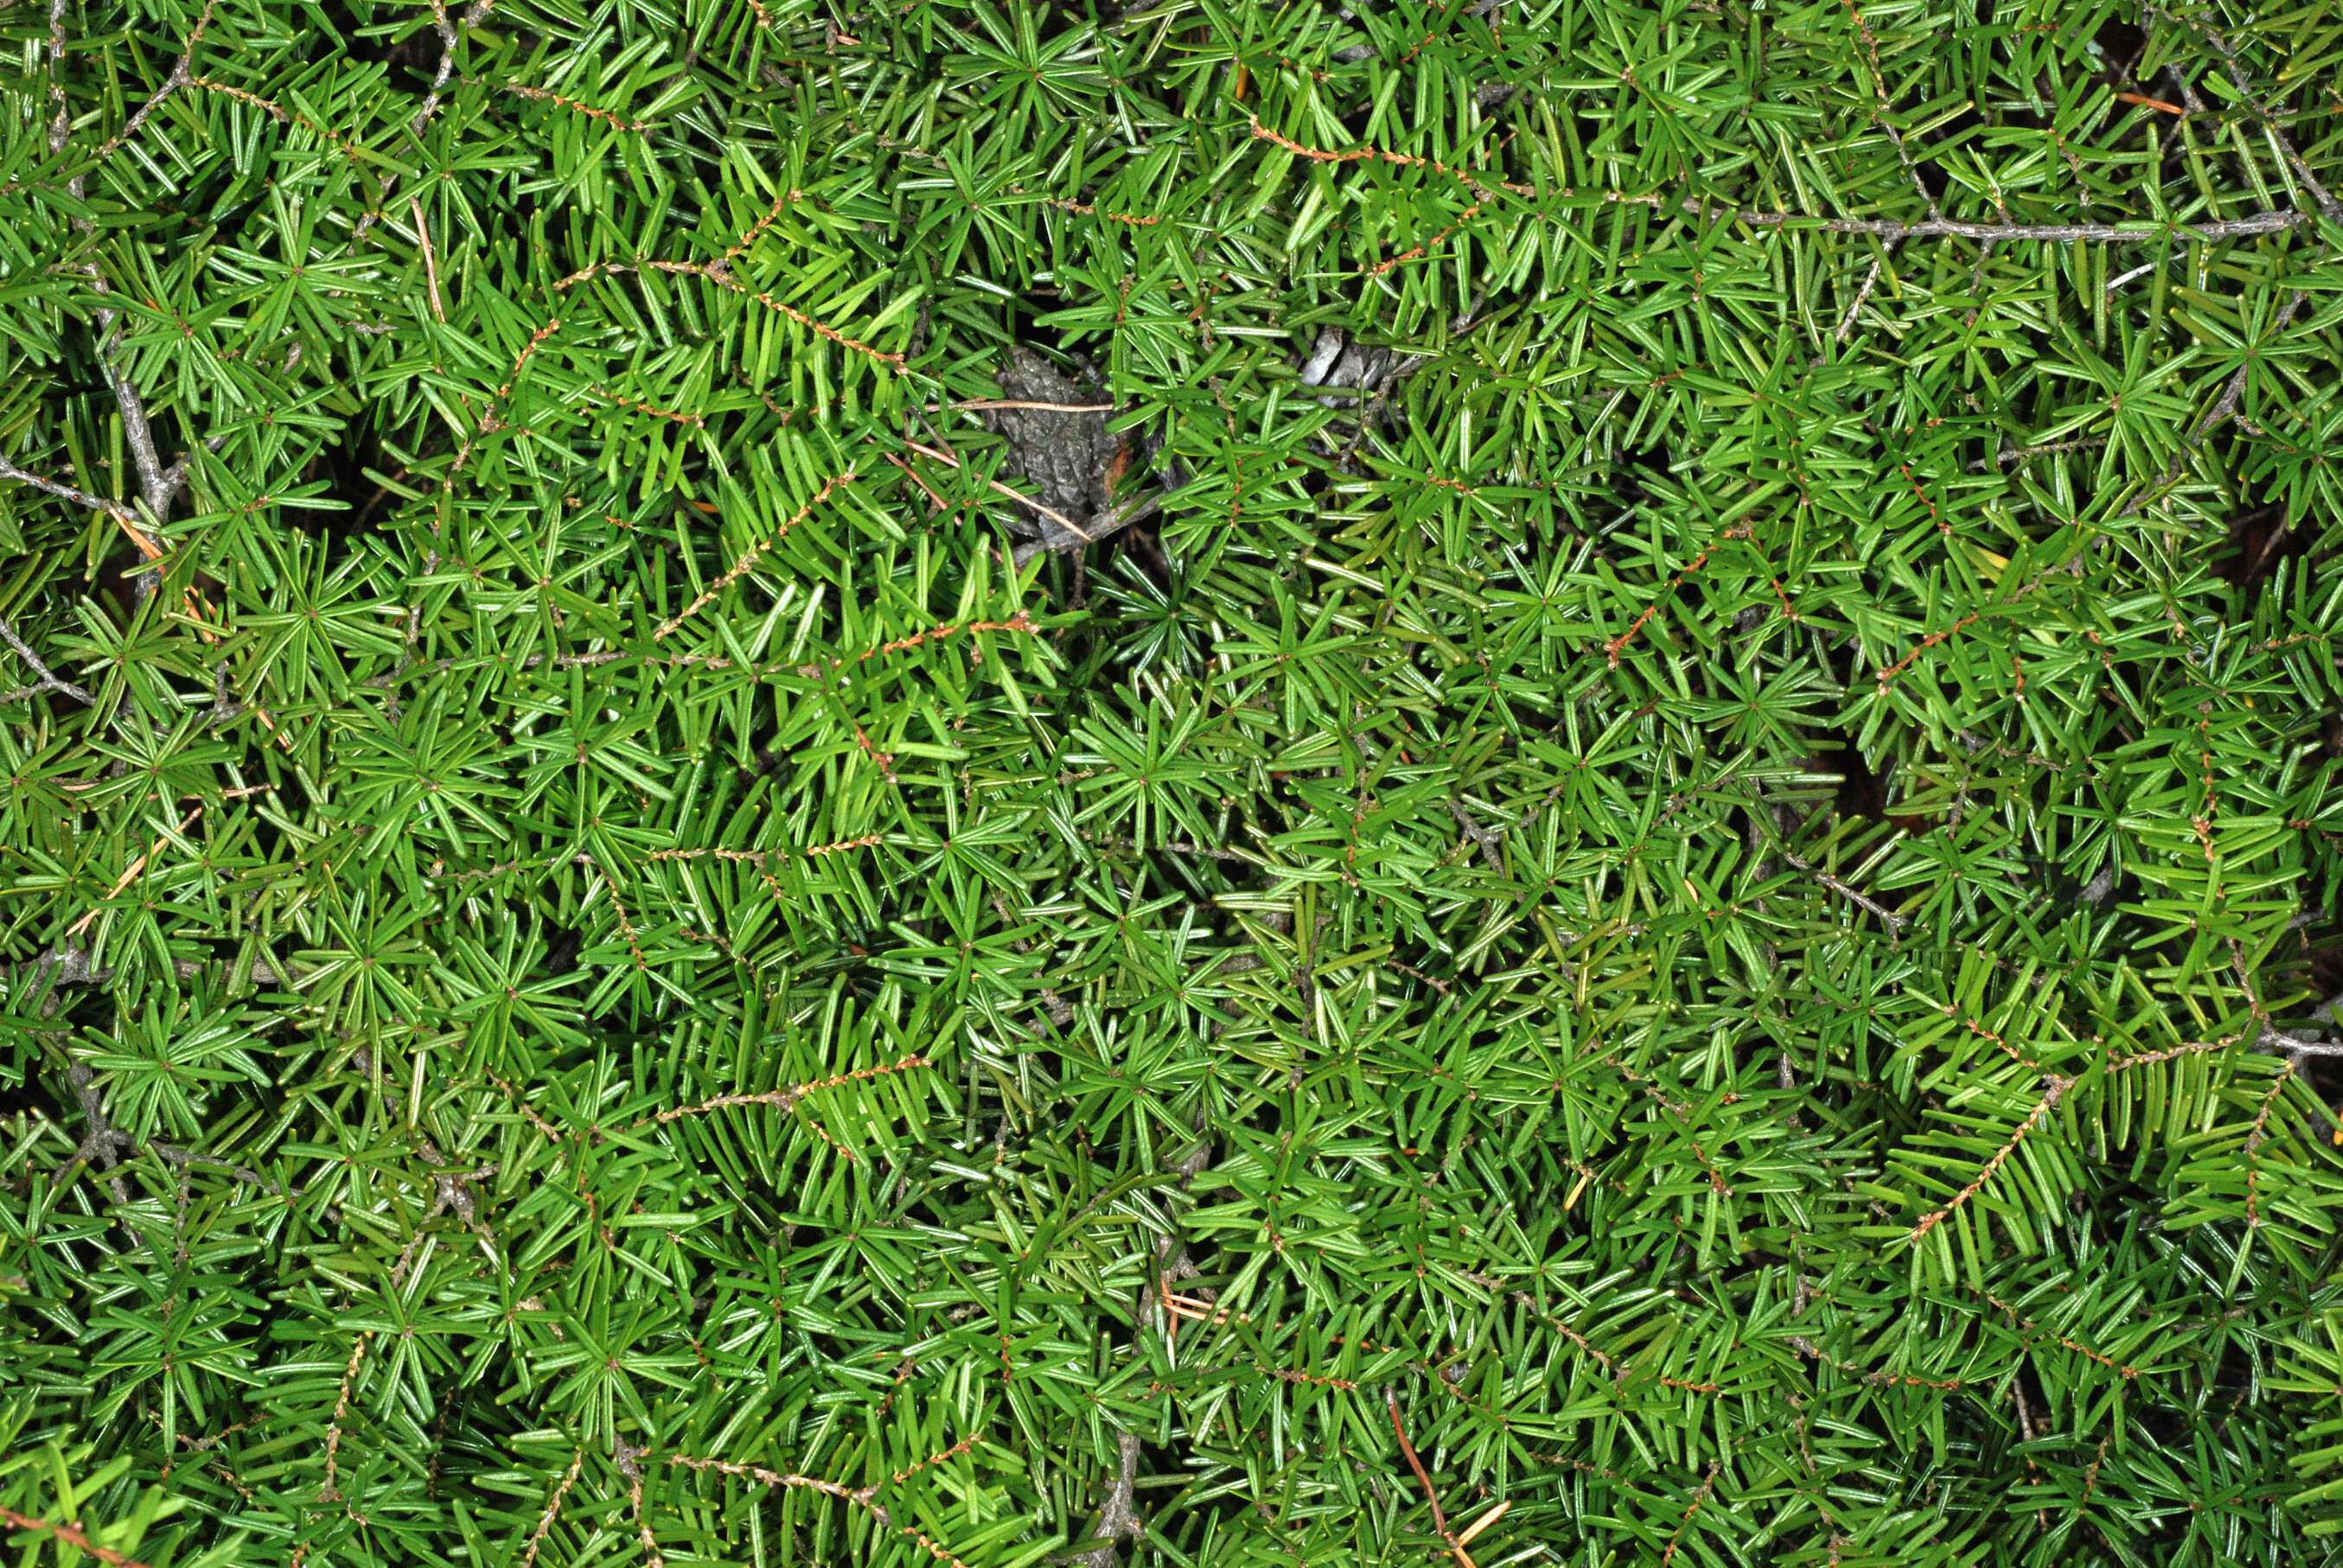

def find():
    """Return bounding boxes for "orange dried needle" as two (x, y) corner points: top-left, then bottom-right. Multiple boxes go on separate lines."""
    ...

(1458, 1500), (1510, 1546)
(67, 806), (203, 937)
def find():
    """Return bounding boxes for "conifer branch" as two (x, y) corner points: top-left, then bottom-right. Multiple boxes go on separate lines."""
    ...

(2117, 284), (2318, 519)
(497, 80), (650, 132)
(1248, 114), (2321, 245)
(88, 0), (215, 163)
(319, 1334), (373, 1502)
(653, 466), (860, 638)
(1069, 1431), (1142, 1568)
(1909, 1075), (2074, 1242)
(667, 1435), (984, 1566)
(49, 1063), (132, 1200)
(45, 0), (70, 149)
(2155, 7), (2343, 226)
(412, 0), (495, 136)
(10, 4), (2343, 1561)
(519, 1449), (584, 1568)
(1659, 1463), (1722, 1568)
(1981, 1291), (2140, 1380)
(641, 1054), (931, 1128)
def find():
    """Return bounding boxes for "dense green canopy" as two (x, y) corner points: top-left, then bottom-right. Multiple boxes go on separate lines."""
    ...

(5, 0), (2343, 1565)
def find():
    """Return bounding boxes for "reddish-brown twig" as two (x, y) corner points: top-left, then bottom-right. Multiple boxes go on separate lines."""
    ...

(1981, 1292), (2139, 1380)
(668, 1435), (983, 1568)
(641, 1053), (931, 1129)
(500, 81), (648, 131)
(654, 468), (859, 639)
(590, 387), (705, 429)
(1909, 1075), (2073, 1241)
(1604, 525), (1752, 668)
(1389, 1389), (1466, 1563)
(1659, 1463), (1722, 1567)
(0, 1507), (158, 1568)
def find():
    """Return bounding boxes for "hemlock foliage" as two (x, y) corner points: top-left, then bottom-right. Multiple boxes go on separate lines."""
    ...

(3, 0), (2343, 1564)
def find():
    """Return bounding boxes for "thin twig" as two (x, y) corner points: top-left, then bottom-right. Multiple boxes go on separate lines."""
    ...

(1248, 118), (2315, 245)
(1082, 832), (1254, 864)
(88, 0), (216, 163)
(884, 451), (957, 517)
(319, 1333), (373, 1501)
(666, 1442), (984, 1568)
(0, 1507), (158, 1568)
(1909, 1074), (2074, 1240)
(0, 454), (112, 513)
(61, 237), (183, 602)
(499, 80), (648, 132)
(952, 398), (1118, 413)
(721, 188), (811, 260)
(0, 613), (95, 705)
(1388, 1390), (1461, 1558)
(653, 467), (859, 639)
(1782, 852), (1906, 934)
(2095, 20), (2335, 526)
(1449, 800), (1506, 875)
(1969, 436), (2108, 472)
(1071, 1432), (1143, 1568)
(101, 335), (167, 513)
(345, 0), (493, 246)
(642, 1054), (929, 1128)
(154, 432), (226, 519)
(1659, 1463), (1722, 1568)
(614, 1441), (666, 1568)
(1830, 257), (1884, 347)
(410, 0), (485, 137)
(1725, 207), (2309, 243)
(2260, 1027), (2343, 1059)
(51, 1063), (133, 1201)
(520, 1450), (585, 1568)
(45, 0), (71, 151)
(150, 1143), (299, 1197)
(93, 59), (195, 163)
(898, 438), (1094, 540)
(657, 260), (905, 370)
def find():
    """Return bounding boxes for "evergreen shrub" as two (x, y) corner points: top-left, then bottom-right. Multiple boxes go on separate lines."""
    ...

(5, 0), (2343, 1564)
